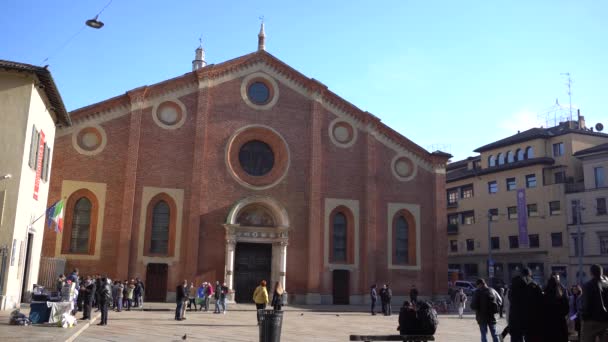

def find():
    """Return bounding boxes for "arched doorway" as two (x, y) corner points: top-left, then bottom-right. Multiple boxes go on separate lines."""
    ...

(223, 196), (290, 303)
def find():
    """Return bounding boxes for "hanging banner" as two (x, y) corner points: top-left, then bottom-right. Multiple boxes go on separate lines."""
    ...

(517, 188), (529, 247)
(33, 130), (45, 200)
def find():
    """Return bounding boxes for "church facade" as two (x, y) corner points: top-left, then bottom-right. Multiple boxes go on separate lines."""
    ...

(41, 30), (450, 304)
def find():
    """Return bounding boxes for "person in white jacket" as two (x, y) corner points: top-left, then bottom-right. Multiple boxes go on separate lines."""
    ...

(454, 288), (467, 318)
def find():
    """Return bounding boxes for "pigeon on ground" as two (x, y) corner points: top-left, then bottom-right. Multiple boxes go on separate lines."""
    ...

(182, 334), (187, 340)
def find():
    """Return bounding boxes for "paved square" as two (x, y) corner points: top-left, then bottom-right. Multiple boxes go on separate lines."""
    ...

(0, 303), (504, 341)
(73, 303), (498, 341)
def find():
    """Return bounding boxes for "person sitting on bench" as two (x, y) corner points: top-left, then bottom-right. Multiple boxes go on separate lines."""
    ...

(397, 301), (419, 335)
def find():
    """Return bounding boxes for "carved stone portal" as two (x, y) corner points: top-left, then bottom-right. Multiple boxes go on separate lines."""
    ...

(236, 204), (276, 227)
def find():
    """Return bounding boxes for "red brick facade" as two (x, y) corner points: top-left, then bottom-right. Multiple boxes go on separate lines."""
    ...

(42, 51), (449, 303)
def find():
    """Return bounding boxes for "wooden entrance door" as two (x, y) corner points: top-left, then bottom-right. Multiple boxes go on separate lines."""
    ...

(332, 270), (350, 304)
(145, 263), (168, 302)
(234, 243), (271, 303)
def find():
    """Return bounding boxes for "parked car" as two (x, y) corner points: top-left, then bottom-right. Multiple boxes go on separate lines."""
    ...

(452, 280), (477, 296)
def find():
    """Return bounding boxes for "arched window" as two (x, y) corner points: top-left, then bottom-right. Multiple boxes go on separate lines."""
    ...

(506, 151), (514, 163)
(516, 149), (524, 161)
(62, 188), (99, 255)
(150, 201), (170, 254)
(497, 153), (504, 165)
(392, 209), (417, 266)
(395, 216), (409, 264)
(488, 155), (495, 167)
(70, 198), (91, 253)
(144, 193), (177, 257)
(526, 146), (534, 159)
(332, 212), (347, 262)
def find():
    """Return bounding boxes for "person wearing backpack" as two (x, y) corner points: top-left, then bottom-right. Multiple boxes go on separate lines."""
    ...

(471, 278), (501, 342)
(581, 264), (608, 342)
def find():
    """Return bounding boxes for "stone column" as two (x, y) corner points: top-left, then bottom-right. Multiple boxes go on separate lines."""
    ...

(224, 238), (236, 301)
(278, 241), (288, 290)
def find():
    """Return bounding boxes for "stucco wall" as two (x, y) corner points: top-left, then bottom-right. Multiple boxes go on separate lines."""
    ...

(0, 71), (57, 309)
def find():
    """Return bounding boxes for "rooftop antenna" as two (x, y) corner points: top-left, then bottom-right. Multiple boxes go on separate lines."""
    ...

(560, 72), (573, 121)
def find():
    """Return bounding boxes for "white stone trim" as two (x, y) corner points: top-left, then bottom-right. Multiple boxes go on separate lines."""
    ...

(387, 202), (421, 270)
(57, 61), (438, 173)
(137, 187), (184, 265)
(151, 98), (188, 130)
(240, 72), (280, 110)
(324, 198), (360, 269)
(390, 154), (418, 182)
(71, 124), (107, 156)
(328, 118), (358, 148)
(224, 124), (291, 191)
(225, 195), (290, 227)
(55, 180), (106, 260)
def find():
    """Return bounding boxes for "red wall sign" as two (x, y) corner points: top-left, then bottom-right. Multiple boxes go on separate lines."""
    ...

(33, 130), (45, 200)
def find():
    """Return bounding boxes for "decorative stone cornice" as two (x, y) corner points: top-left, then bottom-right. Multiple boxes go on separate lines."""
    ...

(60, 50), (450, 169)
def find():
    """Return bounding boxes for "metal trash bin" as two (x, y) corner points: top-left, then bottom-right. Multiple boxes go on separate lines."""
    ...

(258, 309), (283, 342)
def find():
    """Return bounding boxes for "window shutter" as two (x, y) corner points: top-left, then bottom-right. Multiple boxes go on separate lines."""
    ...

(28, 125), (37, 168)
(42, 144), (50, 181)
(33, 130), (41, 170)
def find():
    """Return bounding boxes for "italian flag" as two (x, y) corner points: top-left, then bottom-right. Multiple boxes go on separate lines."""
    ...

(46, 200), (65, 233)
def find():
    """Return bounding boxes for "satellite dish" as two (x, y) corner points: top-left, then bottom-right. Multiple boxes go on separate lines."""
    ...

(596, 123), (604, 132)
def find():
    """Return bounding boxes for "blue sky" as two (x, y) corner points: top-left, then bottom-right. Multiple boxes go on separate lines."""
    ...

(2, 1), (607, 160)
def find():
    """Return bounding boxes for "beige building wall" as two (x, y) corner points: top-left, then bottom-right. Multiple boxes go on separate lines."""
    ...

(448, 129), (608, 286)
(0, 71), (58, 310)
(566, 150), (608, 283)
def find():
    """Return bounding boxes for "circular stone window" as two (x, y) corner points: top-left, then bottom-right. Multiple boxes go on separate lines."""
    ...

(152, 100), (187, 129)
(80, 130), (101, 150)
(226, 125), (290, 190)
(72, 125), (107, 156)
(328, 118), (357, 148)
(391, 155), (417, 181)
(240, 72), (279, 110)
(247, 82), (271, 105)
(239, 140), (275, 176)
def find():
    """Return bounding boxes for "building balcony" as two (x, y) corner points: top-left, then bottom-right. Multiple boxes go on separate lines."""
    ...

(565, 182), (585, 193)
(447, 223), (459, 235)
(447, 201), (458, 209)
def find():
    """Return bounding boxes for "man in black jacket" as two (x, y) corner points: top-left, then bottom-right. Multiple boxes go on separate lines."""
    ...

(97, 277), (112, 326)
(175, 280), (188, 321)
(471, 278), (501, 342)
(581, 264), (608, 342)
(508, 268), (544, 342)
(409, 284), (419, 305)
(379, 284), (388, 315)
(82, 276), (96, 320)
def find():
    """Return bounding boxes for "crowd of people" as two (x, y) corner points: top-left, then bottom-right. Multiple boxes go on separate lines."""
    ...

(470, 264), (608, 342)
(55, 268), (146, 326)
(173, 279), (285, 323)
(174, 280), (229, 321)
(370, 283), (418, 316)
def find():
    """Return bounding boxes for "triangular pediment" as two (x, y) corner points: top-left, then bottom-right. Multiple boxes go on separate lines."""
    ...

(62, 51), (449, 171)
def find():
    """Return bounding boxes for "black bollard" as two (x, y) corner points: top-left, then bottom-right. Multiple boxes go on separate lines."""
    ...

(258, 309), (283, 342)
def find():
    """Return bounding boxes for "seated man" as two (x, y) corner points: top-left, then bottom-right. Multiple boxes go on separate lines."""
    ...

(398, 301), (420, 335)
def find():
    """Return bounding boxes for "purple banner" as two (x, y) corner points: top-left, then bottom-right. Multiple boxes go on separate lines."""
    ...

(517, 189), (529, 247)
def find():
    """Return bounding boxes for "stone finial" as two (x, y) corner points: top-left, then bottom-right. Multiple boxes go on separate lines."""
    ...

(192, 38), (206, 71)
(258, 22), (266, 51)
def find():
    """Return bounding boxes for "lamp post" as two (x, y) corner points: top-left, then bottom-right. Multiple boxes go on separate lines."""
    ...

(575, 200), (584, 284)
(487, 211), (494, 285)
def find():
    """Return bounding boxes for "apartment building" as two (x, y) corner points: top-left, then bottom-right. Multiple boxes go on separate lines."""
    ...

(447, 119), (608, 287)
(0, 60), (70, 309)
(566, 143), (608, 283)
